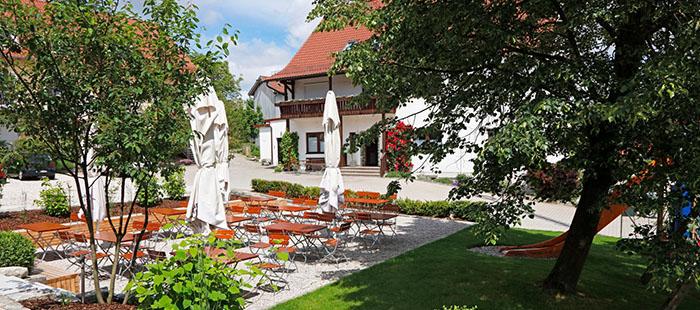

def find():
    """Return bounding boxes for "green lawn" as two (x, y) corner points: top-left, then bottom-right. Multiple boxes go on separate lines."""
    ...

(274, 228), (700, 310)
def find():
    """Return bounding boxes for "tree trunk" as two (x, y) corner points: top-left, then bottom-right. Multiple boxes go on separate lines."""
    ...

(106, 238), (121, 304)
(662, 281), (694, 310)
(543, 135), (615, 293)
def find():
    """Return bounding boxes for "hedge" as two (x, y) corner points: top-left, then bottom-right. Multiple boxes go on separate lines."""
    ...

(251, 179), (321, 199)
(251, 179), (486, 220)
(394, 199), (485, 221)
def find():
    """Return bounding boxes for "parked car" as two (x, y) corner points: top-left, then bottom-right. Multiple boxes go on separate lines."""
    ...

(5, 154), (56, 180)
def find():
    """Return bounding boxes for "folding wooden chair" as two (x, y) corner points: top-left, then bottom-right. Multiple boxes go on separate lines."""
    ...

(353, 213), (382, 247)
(70, 233), (109, 279)
(321, 221), (353, 263)
(253, 229), (297, 289)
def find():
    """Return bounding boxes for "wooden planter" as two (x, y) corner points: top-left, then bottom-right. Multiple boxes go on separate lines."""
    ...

(47, 273), (80, 293)
(38, 264), (80, 293)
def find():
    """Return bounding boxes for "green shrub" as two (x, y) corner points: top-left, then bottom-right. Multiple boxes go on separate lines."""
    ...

(34, 178), (70, 217)
(384, 170), (411, 178)
(395, 199), (486, 221)
(250, 144), (260, 158)
(279, 132), (299, 171)
(440, 306), (477, 310)
(0, 231), (36, 268)
(127, 236), (260, 309)
(54, 160), (75, 173)
(284, 183), (305, 198)
(251, 179), (320, 198)
(252, 179), (486, 219)
(302, 186), (321, 199)
(162, 167), (186, 200)
(135, 176), (163, 207)
(273, 165), (283, 173)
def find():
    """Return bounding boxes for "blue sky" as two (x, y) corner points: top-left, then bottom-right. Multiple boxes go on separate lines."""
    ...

(187, 0), (320, 95)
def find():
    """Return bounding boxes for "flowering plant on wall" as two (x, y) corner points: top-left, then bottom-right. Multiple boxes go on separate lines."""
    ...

(386, 121), (413, 173)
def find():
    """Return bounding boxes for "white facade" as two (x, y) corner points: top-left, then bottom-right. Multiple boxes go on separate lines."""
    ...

(0, 126), (19, 146)
(396, 98), (483, 177)
(258, 119), (286, 166)
(252, 73), (480, 176)
(289, 114), (387, 167)
(293, 76), (362, 99)
(253, 82), (283, 120)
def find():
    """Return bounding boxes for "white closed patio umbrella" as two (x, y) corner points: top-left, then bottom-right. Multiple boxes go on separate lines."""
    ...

(186, 87), (229, 234)
(318, 90), (345, 213)
(213, 93), (231, 212)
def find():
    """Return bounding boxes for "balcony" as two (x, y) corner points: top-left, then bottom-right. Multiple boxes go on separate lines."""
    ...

(277, 96), (389, 119)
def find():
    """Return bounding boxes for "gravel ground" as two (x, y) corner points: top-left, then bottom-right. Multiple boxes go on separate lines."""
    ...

(30, 214), (470, 309)
(469, 246), (505, 257)
(0, 175), (136, 213)
(246, 215), (470, 310)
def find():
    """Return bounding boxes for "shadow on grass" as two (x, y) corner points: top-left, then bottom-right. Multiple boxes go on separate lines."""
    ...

(275, 228), (700, 310)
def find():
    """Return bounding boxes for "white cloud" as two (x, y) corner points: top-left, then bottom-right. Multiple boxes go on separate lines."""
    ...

(192, 1), (320, 95)
(129, 0), (320, 96)
(226, 38), (293, 95)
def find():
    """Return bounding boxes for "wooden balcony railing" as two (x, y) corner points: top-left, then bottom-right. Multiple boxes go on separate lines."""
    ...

(277, 96), (387, 119)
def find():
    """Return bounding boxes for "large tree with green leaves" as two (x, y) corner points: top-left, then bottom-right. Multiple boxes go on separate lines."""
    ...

(0, 0), (231, 303)
(310, 0), (700, 299)
(206, 60), (263, 152)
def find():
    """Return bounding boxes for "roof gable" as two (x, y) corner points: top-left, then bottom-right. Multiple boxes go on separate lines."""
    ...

(267, 25), (372, 81)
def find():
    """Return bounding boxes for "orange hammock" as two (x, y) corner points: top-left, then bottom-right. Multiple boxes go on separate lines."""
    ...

(499, 204), (628, 258)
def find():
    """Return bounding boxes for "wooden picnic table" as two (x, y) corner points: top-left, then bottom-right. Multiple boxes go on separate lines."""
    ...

(93, 231), (141, 243)
(19, 222), (71, 233)
(204, 247), (259, 266)
(92, 231), (149, 265)
(19, 222), (71, 260)
(149, 208), (187, 232)
(240, 196), (275, 203)
(226, 215), (252, 224)
(149, 208), (187, 216)
(277, 205), (313, 213)
(265, 222), (327, 235)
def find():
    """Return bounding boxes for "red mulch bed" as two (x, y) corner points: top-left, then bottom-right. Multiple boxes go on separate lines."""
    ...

(22, 298), (135, 310)
(0, 199), (185, 231)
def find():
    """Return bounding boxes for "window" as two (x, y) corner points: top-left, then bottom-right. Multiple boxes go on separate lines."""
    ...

(306, 132), (324, 154)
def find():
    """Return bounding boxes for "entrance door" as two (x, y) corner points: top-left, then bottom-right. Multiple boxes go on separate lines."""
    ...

(365, 139), (379, 166)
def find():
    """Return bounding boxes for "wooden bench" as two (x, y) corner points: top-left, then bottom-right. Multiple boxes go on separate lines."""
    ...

(304, 158), (325, 171)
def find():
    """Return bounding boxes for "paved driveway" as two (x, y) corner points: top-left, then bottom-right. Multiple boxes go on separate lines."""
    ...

(185, 156), (643, 238)
(0, 155), (642, 238)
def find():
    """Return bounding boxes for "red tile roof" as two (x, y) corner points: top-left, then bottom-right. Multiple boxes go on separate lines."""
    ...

(7, 0), (195, 71)
(248, 76), (285, 96)
(267, 25), (373, 81)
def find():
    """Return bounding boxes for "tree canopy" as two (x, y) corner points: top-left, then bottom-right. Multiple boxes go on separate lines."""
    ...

(310, 0), (700, 301)
(0, 0), (232, 303)
(206, 60), (262, 153)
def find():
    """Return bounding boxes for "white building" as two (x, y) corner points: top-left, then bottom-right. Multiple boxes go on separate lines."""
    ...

(250, 25), (480, 177)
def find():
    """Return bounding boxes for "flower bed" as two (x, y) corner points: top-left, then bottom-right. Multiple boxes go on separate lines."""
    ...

(22, 298), (135, 309)
(0, 199), (185, 231)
